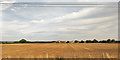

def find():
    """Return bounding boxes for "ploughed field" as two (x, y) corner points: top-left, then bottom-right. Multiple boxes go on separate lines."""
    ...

(2, 43), (118, 58)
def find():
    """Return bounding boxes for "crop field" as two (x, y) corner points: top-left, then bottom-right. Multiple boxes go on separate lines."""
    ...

(2, 43), (118, 58)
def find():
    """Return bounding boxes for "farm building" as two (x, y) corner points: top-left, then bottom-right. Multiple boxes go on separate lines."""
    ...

(56, 41), (60, 43)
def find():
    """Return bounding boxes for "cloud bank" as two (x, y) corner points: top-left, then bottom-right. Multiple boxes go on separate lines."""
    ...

(1, 2), (118, 41)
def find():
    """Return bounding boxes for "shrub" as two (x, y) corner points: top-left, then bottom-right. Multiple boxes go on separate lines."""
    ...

(107, 39), (111, 43)
(66, 41), (70, 43)
(74, 40), (79, 43)
(19, 39), (27, 43)
(80, 40), (84, 43)
(92, 39), (98, 43)
(86, 40), (92, 43)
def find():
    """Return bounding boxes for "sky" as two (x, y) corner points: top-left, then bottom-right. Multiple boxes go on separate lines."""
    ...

(0, 0), (119, 41)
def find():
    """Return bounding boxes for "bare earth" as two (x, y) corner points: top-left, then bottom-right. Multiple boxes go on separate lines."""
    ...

(2, 43), (118, 58)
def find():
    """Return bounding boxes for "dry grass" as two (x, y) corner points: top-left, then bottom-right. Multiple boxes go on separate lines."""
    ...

(2, 43), (118, 58)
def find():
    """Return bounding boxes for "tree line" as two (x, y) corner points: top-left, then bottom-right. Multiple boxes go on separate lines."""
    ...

(74, 39), (120, 43)
(0, 39), (120, 44)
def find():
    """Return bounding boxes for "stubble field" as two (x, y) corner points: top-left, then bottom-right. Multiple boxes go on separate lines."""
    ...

(2, 43), (118, 58)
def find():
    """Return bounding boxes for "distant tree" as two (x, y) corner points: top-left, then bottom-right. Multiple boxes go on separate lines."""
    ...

(115, 41), (120, 43)
(101, 40), (107, 43)
(118, 41), (120, 43)
(92, 39), (98, 43)
(74, 40), (79, 43)
(14, 41), (19, 43)
(66, 41), (70, 43)
(19, 39), (27, 43)
(80, 40), (84, 43)
(86, 40), (92, 43)
(107, 39), (111, 43)
(111, 39), (115, 43)
(99, 41), (102, 43)
(5, 41), (8, 44)
(0, 41), (2, 44)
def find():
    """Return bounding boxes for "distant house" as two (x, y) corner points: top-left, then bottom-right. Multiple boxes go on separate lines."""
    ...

(56, 41), (60, 43)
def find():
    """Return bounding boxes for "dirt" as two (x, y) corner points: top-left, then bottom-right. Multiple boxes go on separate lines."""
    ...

(2, 43), (118, 58)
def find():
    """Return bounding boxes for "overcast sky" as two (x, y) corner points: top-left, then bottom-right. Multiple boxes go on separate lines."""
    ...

(0, 0), (119, 41)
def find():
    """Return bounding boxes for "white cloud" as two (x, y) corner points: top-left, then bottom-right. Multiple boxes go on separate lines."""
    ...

(29, 7), (97, 24)
(29, 7), (117, 25)
(97, 22), (114, 29)
(1, 3), (118, 40)
(31, 19), (45, 23)
(10, 8), (16, 12)
(55, 7), (96, 20)
(23, 4), (28, 8)
(2, 20), (30, 32)
(0, 1), (16, 10)
(77, 0), (119, 2)
(77, 15), (117, 24)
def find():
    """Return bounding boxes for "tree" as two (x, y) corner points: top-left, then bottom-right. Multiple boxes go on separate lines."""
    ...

(14, 41), (19, 43)
(74, 40), (79, 43)
(92, 39), (98, 43)
(19, 39), (27, 43)
(107, 39), (111, 43)
(86, 40), (92, 43)
(5, 41), (8, 44)
(80, 40), (84, 43)
(66, 41), (70, 43)
(101, 40), (107, 43)
(99, 41), (102, 43)
(111, 39), (115, 43)
(0, 41), (2, 44)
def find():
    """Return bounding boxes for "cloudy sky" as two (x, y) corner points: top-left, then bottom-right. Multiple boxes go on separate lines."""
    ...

(0, 0), (119, 41)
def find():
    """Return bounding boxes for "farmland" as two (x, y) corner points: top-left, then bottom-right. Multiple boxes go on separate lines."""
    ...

(2, 43), (118, 58)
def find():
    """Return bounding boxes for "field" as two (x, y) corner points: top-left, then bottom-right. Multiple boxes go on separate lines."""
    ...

(2, 43), (118, 58)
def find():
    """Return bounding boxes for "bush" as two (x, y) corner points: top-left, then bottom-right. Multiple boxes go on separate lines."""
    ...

(19, 39), (27, 43)
(80, 40), (84, 43)
(14, 41), (19, 43)
(86, 40), (92, 43)
(74, 40), (79, 43)
(92, 39), (98, 43)
(107, 39), (111, 43)
(66, 41), (70, 43)
(111, 39), (115, 43)
(101, 40), (107, 43)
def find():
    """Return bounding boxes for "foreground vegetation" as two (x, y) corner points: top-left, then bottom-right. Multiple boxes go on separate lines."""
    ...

(2, 43), (118, 58)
